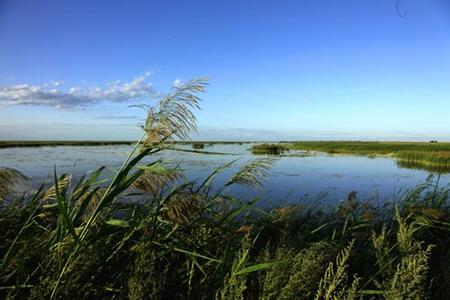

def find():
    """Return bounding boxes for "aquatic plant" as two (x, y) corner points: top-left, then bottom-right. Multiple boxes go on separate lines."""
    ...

(251, 143), (290, 155)
(396, 151), (450, 170)
(192, 142), (205, 149)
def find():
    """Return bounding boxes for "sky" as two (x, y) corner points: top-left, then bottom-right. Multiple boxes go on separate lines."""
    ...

(1, 0), (450, 141)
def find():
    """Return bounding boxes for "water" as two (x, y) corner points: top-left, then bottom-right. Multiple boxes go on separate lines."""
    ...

(1, 143), (449, 206)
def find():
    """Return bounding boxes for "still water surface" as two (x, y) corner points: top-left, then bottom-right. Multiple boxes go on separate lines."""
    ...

(1, 143), (449, 206)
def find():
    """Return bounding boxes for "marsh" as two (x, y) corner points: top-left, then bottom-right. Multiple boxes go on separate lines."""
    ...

(2, 142), (450, 206)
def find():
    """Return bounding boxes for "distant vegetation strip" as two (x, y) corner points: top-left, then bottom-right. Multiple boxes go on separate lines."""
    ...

(289, 141), (450, 155)
(0, 141), (254, 149)
(0, 141), (135, 148)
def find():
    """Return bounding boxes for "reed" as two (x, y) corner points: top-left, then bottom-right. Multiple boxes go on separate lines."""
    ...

(251, 143), (289, 155)
(1, 171), (448, 298)
(192, 142), (205, 149)
(396, 151), (450, 167)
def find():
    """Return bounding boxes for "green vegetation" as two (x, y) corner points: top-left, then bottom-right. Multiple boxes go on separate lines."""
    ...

(396, 160), (450, 173)
(192, 142), (205, 149)
(0, 140), (135, 149)
(1, 81), (450, 298)
(396, 151), (450, 169)
(251, 143), (290, 155)
(290, 141), (450, 172)
(1, 169), (449, 298)
(290, 141), (450, 155)
(0, 140), (252, 149)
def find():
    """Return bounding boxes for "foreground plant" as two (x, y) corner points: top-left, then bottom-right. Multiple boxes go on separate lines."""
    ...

(0, 168), (27, 200)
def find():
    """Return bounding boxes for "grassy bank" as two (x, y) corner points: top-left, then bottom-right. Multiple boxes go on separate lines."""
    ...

(287, 141), (450, 172)
(1, 80), (449, 298)
(396, 151), (450, 168)
(290, 141), (450, 155)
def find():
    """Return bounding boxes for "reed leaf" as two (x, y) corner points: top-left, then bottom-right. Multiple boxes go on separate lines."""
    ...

(0, 167), (27, 200)
(42, 174), (71, 203)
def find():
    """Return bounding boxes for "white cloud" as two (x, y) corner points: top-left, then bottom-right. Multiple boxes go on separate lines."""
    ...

(50, 80), (64, 87)
(172, 78), (183, 88)
(0, 72), (156, 108)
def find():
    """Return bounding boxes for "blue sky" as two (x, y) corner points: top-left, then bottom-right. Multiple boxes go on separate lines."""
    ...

(1, 0), (450, 141)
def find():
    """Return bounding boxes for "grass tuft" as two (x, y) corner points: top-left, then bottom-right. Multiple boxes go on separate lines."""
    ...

(251, 143), (289, 155)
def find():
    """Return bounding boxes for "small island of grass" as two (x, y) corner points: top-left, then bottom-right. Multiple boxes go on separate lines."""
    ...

(192, 142), (205, 149)
(251, 143), (290, 155)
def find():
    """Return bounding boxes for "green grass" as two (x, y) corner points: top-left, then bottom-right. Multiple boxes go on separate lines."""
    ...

(192, 142), (205, 149)
(290, 141), (450, 155)
(396, 151), (450, 167)
(1, 81), (450, 298)
(288, 141), (450, 172)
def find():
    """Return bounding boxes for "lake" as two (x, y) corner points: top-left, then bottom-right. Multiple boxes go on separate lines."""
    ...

(1, 143), (449, 207)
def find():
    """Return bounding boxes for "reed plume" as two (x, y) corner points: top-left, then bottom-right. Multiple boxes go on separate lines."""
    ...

(140, 77), (208, 147)
(227, 158), (274, 188)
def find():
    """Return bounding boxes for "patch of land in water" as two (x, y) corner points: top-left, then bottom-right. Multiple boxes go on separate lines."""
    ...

(252, 141), (450, 172)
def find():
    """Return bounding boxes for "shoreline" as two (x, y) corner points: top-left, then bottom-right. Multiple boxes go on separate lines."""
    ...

(0, 140), (257, 149)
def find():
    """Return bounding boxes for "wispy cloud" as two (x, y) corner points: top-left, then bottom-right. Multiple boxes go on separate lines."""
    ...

(98, 115), (141, 120)
(172, 78), (183, 88)
(0, 72), (156, 108)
